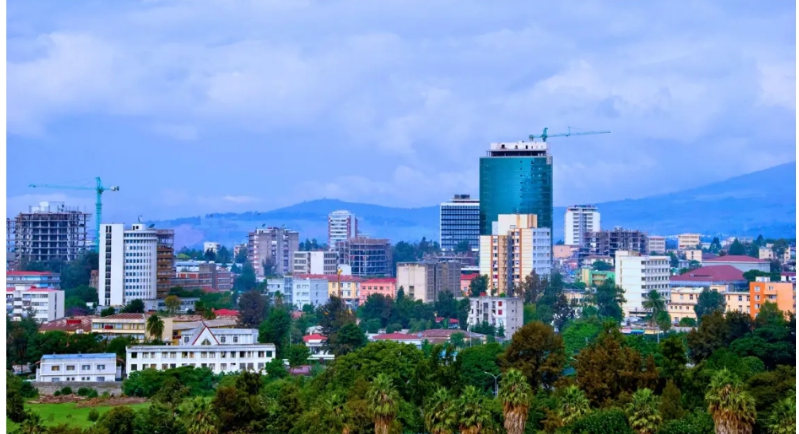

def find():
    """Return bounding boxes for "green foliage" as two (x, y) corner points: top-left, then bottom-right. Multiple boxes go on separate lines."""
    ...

(592, 278), (625, 322)
(238, 289), (269, 328)
(657, 335), (688, 386)
(678, 317), (696, 327)
(561, 318), (602, 357)
(765, 394), (796, 434)
(60, 251), (99, 290)
(687, 311), (728, 363)
(693, 289), (725, 321)
(233, 261), (257, 292)
(499, 321), (566, 390)
(87, 409), (100, 422)
(100, 306), (116, 317)
(705, 369), (757, 434)
(456, 386), (496, 434)
(266, 358), (289, 380)
(7, 372), (27, 423)
(727, 239), (746, 255)
(457, 298), (471, 330)
(659, 380), (684, 421)
(434, 291), (458, 319)
(287, 344), (311, 367)
(258, 307), (292, 358)
(60, 386), (73, 395)
(121, 299), (145, 314)
(592, 261), (613, 271)
(122, 366), (218, 397)
(331, 323), (368, 356)
(469, 275), (489, 297)
(625, 388), (662, 434)
(747, 365), (796, 423)
(98, 405), (136, 434)
(559, 408), (633, 434)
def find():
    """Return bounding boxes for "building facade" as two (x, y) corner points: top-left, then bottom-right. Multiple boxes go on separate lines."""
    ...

(647, 236), (666, 254)
(328, 210), (358, 247)
(335, 237), (393, 277)
(247, 227), (300, 277)
(615, 250), (671, 318)
(749, 278), (795, 318)
(479, 214), (552, 295)
(580, 228), (649, 264)
(6, 285), (65, 322)
(440, 194), (480, 252)
(292, 251), (338, 275)
(479, 141), (553, 236)
(156, 230), (175, 299)
(326, 275), (364, 307)
(360, 278), (397, 304)
(91, 313), (173, 342)
(467, 296), (524, 337)
(678, 234), (701, 251)
(396, 261), (461, 303)
(704, 255), (770, 273)
(6, 271), (61, 289)
(291, 275), (331, 309)
(564, 205), (600, 247)
(36, 353), (117, 383)
(667, 287), (703, 324)
(99, 223), (159, 307)
(7, 202), (91, 271)
(173, 261), (233, 292)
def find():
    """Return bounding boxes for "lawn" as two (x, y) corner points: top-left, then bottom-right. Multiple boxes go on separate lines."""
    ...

(6, 402), (150, 430)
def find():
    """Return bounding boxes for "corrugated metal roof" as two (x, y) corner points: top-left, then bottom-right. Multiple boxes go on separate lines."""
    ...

(42, 353), (116, 360)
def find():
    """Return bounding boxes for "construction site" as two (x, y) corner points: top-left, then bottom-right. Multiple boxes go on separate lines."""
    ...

(7, 201), (91, 270)
(578, 227), (649, 264)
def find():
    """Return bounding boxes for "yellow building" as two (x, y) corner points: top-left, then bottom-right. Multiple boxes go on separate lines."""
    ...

(326, 275), (363, 307)
(579, 267), (615, 288)
(667, 287), (703, 323)
(91, 313), (173, 342)
(684, 250), (702, 262)
(724, 290), (750, 315)
(678, 234), (701, 251)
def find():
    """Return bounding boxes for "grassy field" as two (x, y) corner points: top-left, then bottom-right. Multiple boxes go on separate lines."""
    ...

(6, 402), (150, 430)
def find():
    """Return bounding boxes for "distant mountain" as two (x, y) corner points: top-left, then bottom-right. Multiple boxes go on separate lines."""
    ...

(151, 162), (796, 248)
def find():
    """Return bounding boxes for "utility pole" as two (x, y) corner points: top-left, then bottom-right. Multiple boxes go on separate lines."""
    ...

(484, 371), (500, 398)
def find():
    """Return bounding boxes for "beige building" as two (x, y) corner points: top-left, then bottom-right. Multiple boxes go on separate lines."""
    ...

(678, 234), (701, 251)
(724, 290), (751, 315)
(667, 287), (703, 323)
(479, 214), (551, 295)
(395, 262), (460, 303)
(91, 313), (173, 342)
(647, 236), (666, 254)
(684, 250), (702, 262)
(553, 245), (576, 259)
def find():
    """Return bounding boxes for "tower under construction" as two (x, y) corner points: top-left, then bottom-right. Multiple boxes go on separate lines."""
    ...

(7, 201), (91, 270)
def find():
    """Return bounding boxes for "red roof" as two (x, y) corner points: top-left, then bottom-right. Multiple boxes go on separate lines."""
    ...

(372, 333), (420, 341)
(670, 265), (745, 282)
(212, 309), (239, 316)
(97, 313), (147, 320)
(6, 286), (59, 292)
(362, 278), (396, 284)
(293, 274), (365, 282)
(705, 255), (766, 263)
(303, 333), (327, 343)
(782, 272), (796, 277)
(461, 273), (479, 281)
(7, 271), (57, 276)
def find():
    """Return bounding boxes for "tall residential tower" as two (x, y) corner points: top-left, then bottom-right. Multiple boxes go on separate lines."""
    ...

(564, 205), (600, 247)
(439, 194), (480, 252)
(328, 210), (358, 248)
(99, 223), (159, 307)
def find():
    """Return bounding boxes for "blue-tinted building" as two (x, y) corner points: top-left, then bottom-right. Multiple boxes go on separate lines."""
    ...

(440, 194), (480, 251)
(479, 141), (553, 235)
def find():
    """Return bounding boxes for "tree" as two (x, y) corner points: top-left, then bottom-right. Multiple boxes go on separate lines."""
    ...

(499, 368), (533, 434)
(705, 369), (757, 434)
(642, 290), (666, 341)
(562, 408), (633, 434)
(679, 317), (697, 327)
(499, 321), (566, 390)
(456, 386), (495, 434)
(656, 311), (672, 334)
(233, 262), (257, 292)
(625, 388), (662, 434)
(435, 291), (458, 319)
(234, 247), (247, 264)
(332, 323), (368, 356)
(262, 258), (277, 277)
(287, 344), (310, 367)
(258, 307), (292, 358)
(592, 278), (625, 322)
(457, 298), (471, 330)
(425, 387), (456, 434)
(558, 385), (592, 427)
(593, 260), (614, 271)
(318, 296), (357, 351)
(60, 251), (98, 290)
(121, 299), (145, 314)
(468, 275), (488, 297)
(694, 288), (726, 321)
(454, 240), (472, 253)
(727, 239), (746, 255)
(659, 380), (684, 422)
(561, 318), (602, 356)
(238, 290), (268, 328)
(359, 294), (394, 328)
(519, 272), (546, 304)
(658, 335), (689, 386)
(146, 314), (165, 342)
(215, 246), (232, 264)
(7, 372), (27, 423)
(99, 406), (136, 434)
(181, 396), (218, 434)
(367, 374), (400, 434)
(687, 311), (728, 363)
(164, 295), (181, 315)
(766, 394), (796, 434)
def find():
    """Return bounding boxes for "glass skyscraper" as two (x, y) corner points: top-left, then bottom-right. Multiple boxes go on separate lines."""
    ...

(439, 194), (480, 251)
(479, 141), (553, 235)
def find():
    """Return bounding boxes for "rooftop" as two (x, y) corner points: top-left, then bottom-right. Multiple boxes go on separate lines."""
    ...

(290, 274), (365, 282)
(212, 309), (239, 316)
(94, 313), (147, 321)
(362, 277), (397, 284)
(7, 286), (60, 293)
(39, 316), (96, 333)
(670, 265), (745, 282)
(461, 273), (479, 281)
(371, 333), (421, 341)
(705, 255), (766, 263)
(7, 271), (58, 276)
(42, 353), (117, 360)
(302, 333), (327, 343)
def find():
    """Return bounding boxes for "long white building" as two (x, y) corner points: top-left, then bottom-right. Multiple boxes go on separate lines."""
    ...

(6, 285), (65, 322)
(565, 205), (600, 247)
(36, 353), (118, 383)
(293, 251), (338, 275)
(467, 296), (524, 338)
(615, 250), (671, 318)
(126, 324), (276, 375)
(99, 223), (158, 307)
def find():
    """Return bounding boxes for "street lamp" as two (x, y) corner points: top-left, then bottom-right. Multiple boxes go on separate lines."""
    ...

(484, 371), (500, 398)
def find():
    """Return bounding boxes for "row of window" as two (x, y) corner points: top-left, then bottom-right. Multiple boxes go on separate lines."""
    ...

(50, 377), (107, 382)
(131, 350), (273, 359)
(130, 362), (264, 372)
(51, 364), (106, 372)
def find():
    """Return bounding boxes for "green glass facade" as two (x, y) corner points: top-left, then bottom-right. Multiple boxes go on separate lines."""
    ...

(479, 152), (553, 235)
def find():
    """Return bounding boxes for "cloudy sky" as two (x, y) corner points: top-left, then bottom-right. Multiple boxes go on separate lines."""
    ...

(7, 0), (796, 222)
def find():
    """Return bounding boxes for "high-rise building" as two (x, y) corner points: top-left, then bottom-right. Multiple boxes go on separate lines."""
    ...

(479, 214), (552, 295)
(564, 205), (600, 247)
(580, 228), (649, 264)
(247, 227), (300, 277)
(647, 236), (666, 254)
(335, 237), (393, 278)
(156, 230), (175, 299)
(7, 202), (90, 271)
(328, 210), (358, 247)
(99, 223), (159, 307)
(615, 250), (671, 318)
(440, 194), (480, 252)
(479, 141), (553, 236)
(292, 251), (339, 275)
(396, 261), (461, 303)
(6, 285), (65, 322)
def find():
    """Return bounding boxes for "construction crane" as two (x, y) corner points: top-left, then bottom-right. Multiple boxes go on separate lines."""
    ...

(529, 127), (610, 142)
(29, 177), (120, 252)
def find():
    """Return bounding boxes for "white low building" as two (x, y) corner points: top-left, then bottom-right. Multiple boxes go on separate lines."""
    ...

(303, 333), (334, 361)
(126, 323), (276, 375)
(467, 296), (524, 337)
(36, 353), (118, 382)
(6, 285), (65, 322)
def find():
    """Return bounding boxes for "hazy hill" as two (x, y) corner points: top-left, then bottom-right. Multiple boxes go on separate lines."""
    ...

(150, 161), (796, 248)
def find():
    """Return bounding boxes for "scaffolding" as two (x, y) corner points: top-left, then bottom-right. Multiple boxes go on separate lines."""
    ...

(336, 237), (393, 278)
(156, 229), (175, 299)
(7, 202), (90, 270)
(579, 228), (649, 264)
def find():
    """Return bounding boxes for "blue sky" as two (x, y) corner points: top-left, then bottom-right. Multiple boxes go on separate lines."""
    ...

(7, 0), (796, 222)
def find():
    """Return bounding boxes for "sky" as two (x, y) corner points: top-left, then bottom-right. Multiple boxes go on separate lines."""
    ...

(7, 0), (796, 222)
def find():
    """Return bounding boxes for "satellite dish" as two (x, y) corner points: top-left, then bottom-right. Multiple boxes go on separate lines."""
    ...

(148, 224), (155, 229)
(137, 215), (143, 223)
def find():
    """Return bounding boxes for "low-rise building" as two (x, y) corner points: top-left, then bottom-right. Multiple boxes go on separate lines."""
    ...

(669, 265), (747, 290)
(171, 318), (239, 345)
(36, 353), (118, 383)
(759, 247), (775, 261)
(303, 333), (333, 362)
(292, 251), (339, 275)
(749, 277), (796, 318)
(678, 234), (701, 251)
(91, 313), (173, 342)
(704, 255), (769, 273)
(647, 236), (666, 254)
(6, 271), (61, 289)
(39, 316), (96, 335)
(579, 268), (615, 288)
(291, 275), (331, 309)
(460, 273), (479, 295)
(684, 250), (702, 263)
(6, 285), (65, 322)
(416, 329), (487, 345)
(360, 278), (397, 304)
(724, 290), (751, 316)
(143, 297), (199, 314)
(126, 324), (276, 374)
(369, 333), (424, 349)
(467, 296), (524, 337)
(667, 287), (703, 323)
(326, 275), (364, 308)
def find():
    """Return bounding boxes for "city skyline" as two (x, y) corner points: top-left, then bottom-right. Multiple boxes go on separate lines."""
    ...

(7, 0), (795, 223)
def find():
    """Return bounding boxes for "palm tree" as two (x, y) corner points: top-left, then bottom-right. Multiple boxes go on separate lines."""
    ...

(558, 385), (591, 426)
(181, 397), (218, 434)
(146, 313), (165, 342)
(705, 369), (757, 434)
(498, 369), (532, 434)
(625, 388), (662, 434)
(766, 394), (796, 434)
(367, 374), (399, 434)
(325, 393), (352, 434)
(642, 290), (666, 342)
(425, 387), (456, 434)
(456, 386), (495, 434)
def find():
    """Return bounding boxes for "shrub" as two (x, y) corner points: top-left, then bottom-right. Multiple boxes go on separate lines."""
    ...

(86, 389), (99, 398)
(559, 408), (633, 434)
(19, 381), (39, 399)
(88, 409), (100, 422)
(77, 387), (93, 396)
(60, 386), (73, 395)
(386, 323), (402, 333)
(54, 390), (62, 397)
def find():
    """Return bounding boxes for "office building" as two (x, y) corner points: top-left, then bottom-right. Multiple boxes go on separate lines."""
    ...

(648, 236), (666, 254)
(36, 354), (118, 383)
(678, 234), (701, 251)
(328, 210), (358, 247)
(292, 251), (339, 275)
(303, 334), (333, 362)
(265, 276), (294, 305)
(6, 285), (65, 322)
(615, 250), (671, 318)
(479, 214), (552, 295)
(291, 275), (331, 310)
(7, 202), (90, 271)
(580, 228), (649, 264)
(396, 261), (461, 303)
(173, 261), (233, 292)
(156, 230), (175, 299)
(440, 194), (480, 252)
(749, 277), (795, 318)
(6, 271), (61, 289)
(704, 255), (770, 273)
(98, 223), (159, 307)
(468, 296), (524, 337)
(247, 227), (300, 277)
(335, 237), (392, 277)
(564, 205), (600, 247)
(667, 287), (703, 324)
(127, 324), (277, 375)
(479, 141), (553, 236)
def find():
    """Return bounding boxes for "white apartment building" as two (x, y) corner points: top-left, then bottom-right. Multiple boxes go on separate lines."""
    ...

(126, 324), (277, 375)
(564, 205), (600, 247)
(328, 210), (358, 247)
(6, 285), (65, 322)
(467, 296), (524, 337)
(480, 214), (551, 295)
(99, 223), (158, 307)
(293, 251), (338, 275)
(615, 250), (671, 318)
(291, 275), (330, 309)
(678, 234), (701, 251)
(648, 236), (666, 254)
(36, 353), (117, 383)
(265, 276), (294, 306)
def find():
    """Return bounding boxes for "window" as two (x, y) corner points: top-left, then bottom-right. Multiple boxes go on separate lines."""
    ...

(266, 351), (273, 358)
(131, 352), (138, 359)
(51, 378), (60, 382)
(97, 365), (105, 370)
(221, 336), (226, 343)
(51, 366), (60, 372)
(131, 364), (138, 371)
(81, 365), (91, 371)
(66, 365), (75, 371)
(233, 336), (239, 343)
(97, 376), (105, 382)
